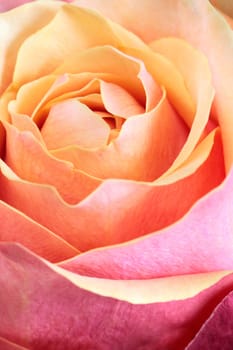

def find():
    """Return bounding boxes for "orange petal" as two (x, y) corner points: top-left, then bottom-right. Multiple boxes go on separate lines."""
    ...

(0, 200), (79, 262)
(53, 89), (188, 181)
(9, 107), (44, 144)
(3, 122), (101, 204)
(0, 128), (224, 251)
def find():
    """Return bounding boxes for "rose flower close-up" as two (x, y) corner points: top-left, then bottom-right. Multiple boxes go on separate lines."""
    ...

(0, 0), (233, 349)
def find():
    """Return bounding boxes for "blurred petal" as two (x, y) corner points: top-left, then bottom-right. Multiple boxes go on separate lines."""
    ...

(211, 0), (233, 18)
(0, 200), (79, 262)
(186, 291), (233, 349)
(0, 336), (29, 350)
(0, 1), (36, 12)
(1, 243), (233, 349)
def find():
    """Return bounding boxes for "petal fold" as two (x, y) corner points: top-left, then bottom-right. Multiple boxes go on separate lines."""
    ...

(1, 243), (233, 350)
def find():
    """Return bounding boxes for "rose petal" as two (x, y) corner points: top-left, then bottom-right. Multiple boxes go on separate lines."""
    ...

(0, 128), (224, 252)
(1, 243), (233, 349)
(60, 146), (231, 278)
(12, 75), (56, 118)
(10, 112), (44, 144)
(100, 81), (144, 117)
(41, 99), (110, 149)
(0, 1), (61, 93)
(53, 89), (188, 181)
(148, 38), (214, 177)
(0, 336), (29, 350)
(186, 291), (233, 349)
(0, 1), (36, 12)
(76, 0), (233, 172)
(13, 4), (147, 86)
(55, 46), (147, 105)
(0, 200), (79, 262)
(3, 121), (101, 204)
(211, 0), (233, 18)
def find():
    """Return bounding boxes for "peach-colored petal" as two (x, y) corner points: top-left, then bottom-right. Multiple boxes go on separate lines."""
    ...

(1, 243), (233, 349)
(99, 52), (161, 113)
(31, 74), (103, 124)
(0, 1), (61, 93)
(60, 155), (232, 279)
(3, 122), (101, 204)
(54, 46), (147, 105)
(122, 46), (195, 128)
(53, 89), (188, 181)
(0, 128), (224, 251)
(41, 99), (110, 149)
(0, 87), (17, 122)
(0, 200), (79, 262)
(100, 81), (144, 117)
(13, 4), (146, 87)
(12, 75), (56, 118)
(76, 0), (233, 172)
(149, 38), (214, 177)
(10, 110), (44, 144)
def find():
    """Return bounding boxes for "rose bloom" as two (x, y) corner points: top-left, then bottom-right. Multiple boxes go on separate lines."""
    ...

(0, 0), (233, 349)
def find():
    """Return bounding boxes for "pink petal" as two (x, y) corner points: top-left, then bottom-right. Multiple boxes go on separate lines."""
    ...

(1, 243), (233, 349)
(0, 336), (29, 350)
(0, 1), (37, 12)
(60, 154), (232, 278)
(186, 291), (233, 349)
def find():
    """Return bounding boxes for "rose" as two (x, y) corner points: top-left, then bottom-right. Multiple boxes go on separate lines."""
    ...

(0, 0), (233, 349)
